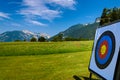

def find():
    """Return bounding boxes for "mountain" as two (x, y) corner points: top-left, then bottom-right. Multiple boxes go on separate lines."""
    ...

(50, 22), (99, 41)
(0, 30), (50, 42)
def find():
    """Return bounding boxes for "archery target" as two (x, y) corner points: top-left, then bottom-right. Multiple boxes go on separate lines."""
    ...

(89, 21), (120, 80)
(95, 31), (115, 69)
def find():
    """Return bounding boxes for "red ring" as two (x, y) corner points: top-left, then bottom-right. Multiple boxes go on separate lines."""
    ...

(98, 40), (108, 59)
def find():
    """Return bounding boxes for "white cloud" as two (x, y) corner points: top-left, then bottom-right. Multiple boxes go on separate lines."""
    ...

(28, 20), (47, 26)
(0, 12), (10, 19)
(46, 0), (76, 9)
(19, 0), (61, 20)
(19, 0), (76, 21)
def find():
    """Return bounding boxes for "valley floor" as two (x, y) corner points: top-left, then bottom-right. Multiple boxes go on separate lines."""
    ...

(0, 41), (99, 80)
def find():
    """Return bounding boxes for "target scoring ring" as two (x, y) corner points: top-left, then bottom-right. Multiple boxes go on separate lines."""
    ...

(95, 31), (115, 69)
(99, 40), (108, 59)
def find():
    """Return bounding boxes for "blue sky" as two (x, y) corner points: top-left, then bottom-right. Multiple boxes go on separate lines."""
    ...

(0, 0), (120, 36)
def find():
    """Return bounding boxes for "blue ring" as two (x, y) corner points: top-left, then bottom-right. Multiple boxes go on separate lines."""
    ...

(96, 35), (112, 64)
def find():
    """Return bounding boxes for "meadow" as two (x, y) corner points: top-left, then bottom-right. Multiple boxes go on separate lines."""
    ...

(0, 41), (92, 56)
(0, 41), (99, 80)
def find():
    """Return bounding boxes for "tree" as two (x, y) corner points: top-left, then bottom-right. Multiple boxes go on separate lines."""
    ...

(38, 36), (46, 42)
(23, 39), (27, 42)
(52, 33), (63, 42)
(64, 37), (78, 41)
(100, 8), (110, 26)
(30, 37), (37, 42)
(14, 40), (21, 42)
(100, 7), (120, 26)
(110, 7), (119, 22)
(118, 8), (120, 19)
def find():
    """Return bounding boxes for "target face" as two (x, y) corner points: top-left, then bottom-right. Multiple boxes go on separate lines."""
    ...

(95, 31), (115, 69)
(89, 22), (120, 80)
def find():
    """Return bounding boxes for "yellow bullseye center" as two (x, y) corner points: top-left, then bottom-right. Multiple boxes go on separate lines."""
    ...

(100, 45), (107, 55)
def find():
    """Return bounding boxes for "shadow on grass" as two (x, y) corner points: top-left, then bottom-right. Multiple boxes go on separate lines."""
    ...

(73, 75), (100, 80)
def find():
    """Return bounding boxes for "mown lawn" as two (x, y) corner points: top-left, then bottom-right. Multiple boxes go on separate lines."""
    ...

(0, 41), (99, 80)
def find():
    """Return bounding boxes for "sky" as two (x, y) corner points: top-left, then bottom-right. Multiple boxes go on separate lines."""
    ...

(0, 0), (120, 36)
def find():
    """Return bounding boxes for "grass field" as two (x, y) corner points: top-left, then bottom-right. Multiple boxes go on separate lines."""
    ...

(0, 41), (99, 80)
(0, 41), (92, 56)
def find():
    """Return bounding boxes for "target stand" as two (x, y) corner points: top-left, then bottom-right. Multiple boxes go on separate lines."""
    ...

(89, 21), (120, 80)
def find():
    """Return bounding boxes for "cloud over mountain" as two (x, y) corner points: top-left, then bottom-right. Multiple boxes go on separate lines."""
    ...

(28, 20), (47, 26)
(19, 0), (77, 21)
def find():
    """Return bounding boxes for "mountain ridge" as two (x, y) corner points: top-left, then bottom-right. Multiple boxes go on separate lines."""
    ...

(0, 22), (99, 42)
(50, 22), (99, 41)
(0, 30), (50, 42)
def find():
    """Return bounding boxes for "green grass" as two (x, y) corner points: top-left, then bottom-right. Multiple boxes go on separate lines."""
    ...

(0, 41), (93, 56)
(0, 41), (99, 80)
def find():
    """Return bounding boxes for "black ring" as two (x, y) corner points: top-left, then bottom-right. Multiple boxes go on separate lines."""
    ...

(95, 31), (115, 69)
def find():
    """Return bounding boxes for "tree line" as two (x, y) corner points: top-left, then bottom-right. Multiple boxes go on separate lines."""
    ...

(30, 36), (46, 42)
(51, 33), (89, 42)
(100, 7), (120, 26)
(15, 36), (46, 42)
